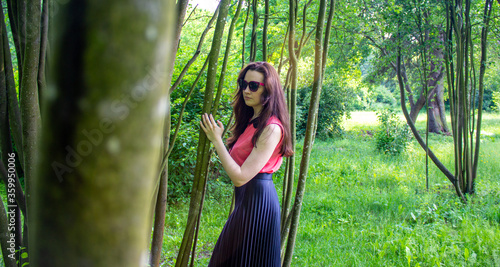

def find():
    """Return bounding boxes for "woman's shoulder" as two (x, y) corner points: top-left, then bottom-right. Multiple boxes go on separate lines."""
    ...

(266, 116), (282, 126)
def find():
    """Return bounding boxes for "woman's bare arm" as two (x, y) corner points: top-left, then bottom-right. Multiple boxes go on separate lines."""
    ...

(200, 113), (281, 187)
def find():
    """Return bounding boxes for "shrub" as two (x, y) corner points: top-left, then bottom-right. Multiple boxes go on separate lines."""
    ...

(297, 83), (352, 140)
(493, 91), (500, 112)
(374, 109), (411, 155)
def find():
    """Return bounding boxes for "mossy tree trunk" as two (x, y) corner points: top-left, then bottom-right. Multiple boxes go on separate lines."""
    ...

(31, 0), (175, 266)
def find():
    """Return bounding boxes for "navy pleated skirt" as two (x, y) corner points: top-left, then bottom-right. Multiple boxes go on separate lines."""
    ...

(208, 173), (281, 267)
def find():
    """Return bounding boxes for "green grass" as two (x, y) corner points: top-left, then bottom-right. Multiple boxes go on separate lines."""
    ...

(160, 111), (500, 266)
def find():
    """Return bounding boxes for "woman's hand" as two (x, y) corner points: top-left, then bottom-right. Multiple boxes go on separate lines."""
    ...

(200, 113), (224, 143)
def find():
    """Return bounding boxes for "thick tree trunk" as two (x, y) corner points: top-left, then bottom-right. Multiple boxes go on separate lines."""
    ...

(20, 0), (42, 260)
(428, 80), (449, 134)
(31, 1), (174, 266)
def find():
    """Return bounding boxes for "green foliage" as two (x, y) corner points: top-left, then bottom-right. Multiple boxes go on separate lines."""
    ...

(297, 68), (359, 140)
(374, 109), (411, 155)
(297, 85), (345, 140)
(493, 91), (500, 112)
(486, 63), (500, 112)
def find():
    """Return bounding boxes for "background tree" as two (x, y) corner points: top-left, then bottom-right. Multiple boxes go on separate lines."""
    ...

(396, 0), (495, 201)
(360, 0), (450, 134)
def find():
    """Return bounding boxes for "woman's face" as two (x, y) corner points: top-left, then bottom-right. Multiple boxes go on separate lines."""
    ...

(241, 70), (265, 114)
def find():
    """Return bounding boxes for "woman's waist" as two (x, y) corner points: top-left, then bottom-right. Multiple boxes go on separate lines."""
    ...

(253, 172), (273, 180)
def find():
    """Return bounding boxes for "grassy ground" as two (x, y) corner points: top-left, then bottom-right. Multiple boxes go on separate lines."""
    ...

(161, 111), (500, 266)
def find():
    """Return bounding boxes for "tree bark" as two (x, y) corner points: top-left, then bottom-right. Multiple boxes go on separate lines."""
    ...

(280, 0), (298, 253)
(283, 0), (328, 266)
(242, 2), (250, 66)
(0, 192), (16, 267)
(249, 0), (258, 62)
(473, 0), (493, 185)
(31, 1), (175, 266)
(38, 0), (49, 109)
(175, 0), (231, 266)
(20, 0), (42, 259)
(262, 0), (269, 61)
(2, 2), (24, 167)
(149, 1), (189, 266)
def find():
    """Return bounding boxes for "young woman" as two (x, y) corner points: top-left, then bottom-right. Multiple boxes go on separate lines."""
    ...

(201, 61), (293, 266)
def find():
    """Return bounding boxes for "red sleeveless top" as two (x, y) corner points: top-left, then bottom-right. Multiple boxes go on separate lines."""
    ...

(229, 116), (284, 173)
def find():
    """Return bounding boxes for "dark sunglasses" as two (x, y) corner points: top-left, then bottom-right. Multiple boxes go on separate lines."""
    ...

(238, 79), (264, 92)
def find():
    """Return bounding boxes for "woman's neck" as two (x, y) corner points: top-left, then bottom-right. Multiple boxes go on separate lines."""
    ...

(251, 107), (262, 120)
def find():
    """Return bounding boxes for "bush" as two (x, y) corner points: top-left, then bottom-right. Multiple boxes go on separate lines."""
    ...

(374, 109), (411, 155)
(493, 91), (500, 112)
(297, 83), (352, 140)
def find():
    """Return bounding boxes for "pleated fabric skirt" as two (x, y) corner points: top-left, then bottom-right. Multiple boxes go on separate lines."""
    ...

(208, 172), (281, 267)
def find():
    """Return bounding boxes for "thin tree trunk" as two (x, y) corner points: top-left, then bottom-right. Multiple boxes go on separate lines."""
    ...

(262, 0), (269, 61)
(280, 0), (298, 254)
(283, 1), (328, 266)
(175, 0), (231, 266)
(242, 1), (250, 66)
(0, 190), (16, 267)
(5, 0), (21, 75)
(31, 0), (175, 266)
(37, 0), (49, 110)
(1, 4), (24, 168)
(150, 1), (189, 266)
(212, 0), (243, 114)
(397, 34), (466, 202)
(473, 0), (493, 185)
(277, 26), (289, 75)
(167, 58), (209, 159)
(249, 0), (258, 62)
(189, 2), (244, 263)
(0, 15), (19, 265)
(169, 5), (219, 94)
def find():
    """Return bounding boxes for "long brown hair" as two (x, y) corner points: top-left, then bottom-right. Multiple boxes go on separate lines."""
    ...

(227, 62), (293, 157)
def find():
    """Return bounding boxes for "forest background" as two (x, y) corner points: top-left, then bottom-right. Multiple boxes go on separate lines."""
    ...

(0, 0), (499, 266)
